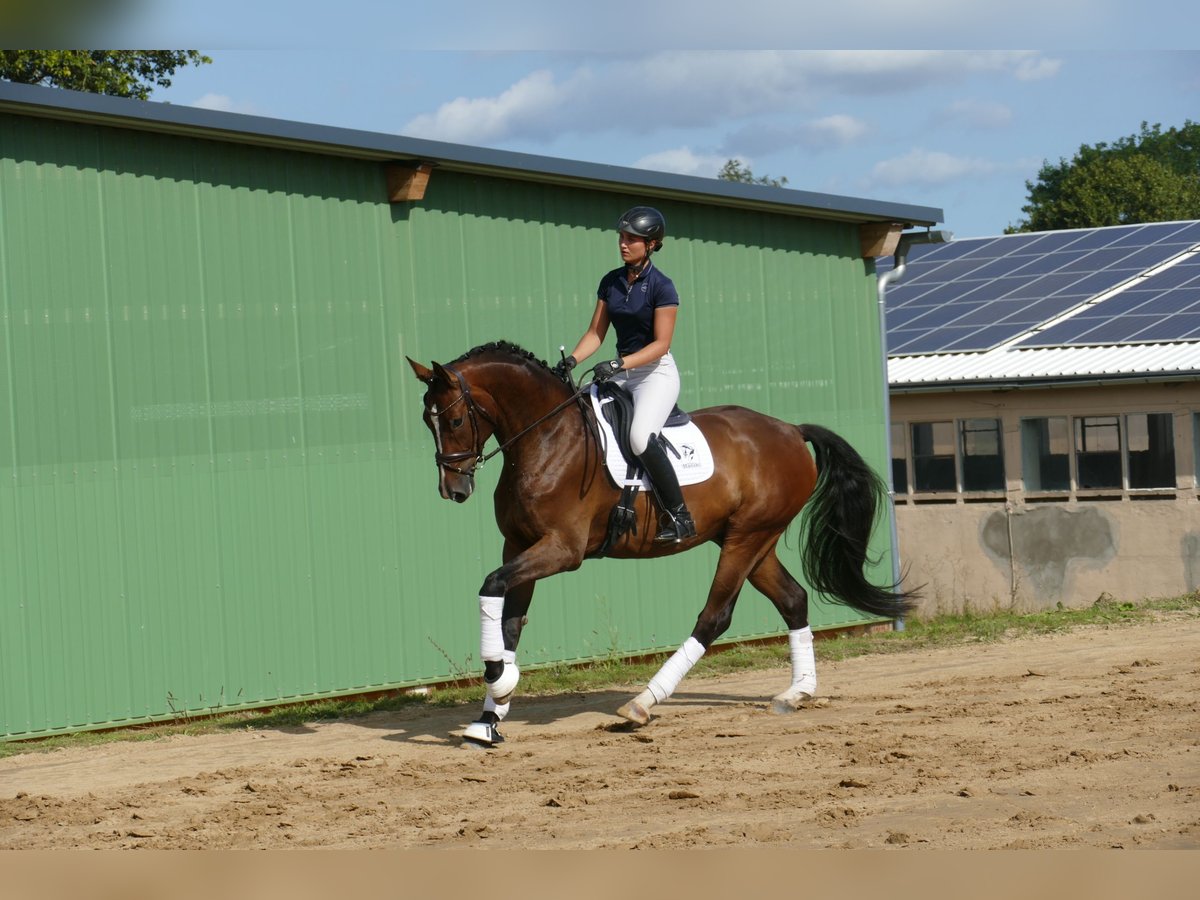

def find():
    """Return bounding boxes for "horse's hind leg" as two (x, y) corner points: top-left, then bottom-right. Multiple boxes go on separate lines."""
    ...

(748, 548), (817, 713)
(618, 534), (771, 726)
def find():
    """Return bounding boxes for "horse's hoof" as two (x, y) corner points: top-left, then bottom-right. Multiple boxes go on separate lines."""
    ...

(462, 720), (504, 747)
(616, 699), (651, 726)
(769, 692), (813, 715)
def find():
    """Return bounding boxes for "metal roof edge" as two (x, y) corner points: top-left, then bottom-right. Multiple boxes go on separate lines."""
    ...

(890, 371), (1200, 394)
(0, 81), (943, 227)
(888, 341), (1200, 391)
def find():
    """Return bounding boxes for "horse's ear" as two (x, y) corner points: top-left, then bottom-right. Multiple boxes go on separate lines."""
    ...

(431, 361), (452, 383)
(406, 357), (435, 384)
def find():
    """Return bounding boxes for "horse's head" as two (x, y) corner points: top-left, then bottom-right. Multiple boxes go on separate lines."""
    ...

(407, 357), (498, 503)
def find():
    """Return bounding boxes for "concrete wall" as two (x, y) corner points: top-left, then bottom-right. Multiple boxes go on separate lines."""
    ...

(890, 381), (1200, 615)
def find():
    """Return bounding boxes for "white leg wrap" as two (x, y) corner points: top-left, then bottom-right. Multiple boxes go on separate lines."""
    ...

(480, 597), (518, 704)
(788, 627), (817, 695)
(770, 628), (818, 713)
(479, 595), (505, 661)
(486, 649), (519, 704)
(482, 694), (511, 721)
(647, 637), (706, 704)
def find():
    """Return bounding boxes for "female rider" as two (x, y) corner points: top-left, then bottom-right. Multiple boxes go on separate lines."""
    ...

(556, 206), (696, 543)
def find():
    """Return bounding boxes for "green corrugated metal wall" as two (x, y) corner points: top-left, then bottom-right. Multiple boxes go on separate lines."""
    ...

(0, 111), (892, 740)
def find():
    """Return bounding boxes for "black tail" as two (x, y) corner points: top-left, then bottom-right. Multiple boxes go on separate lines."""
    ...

(797, 424), (916, 618)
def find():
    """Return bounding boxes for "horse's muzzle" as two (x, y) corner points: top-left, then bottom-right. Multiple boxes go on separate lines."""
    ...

(439, 472), (474, 503)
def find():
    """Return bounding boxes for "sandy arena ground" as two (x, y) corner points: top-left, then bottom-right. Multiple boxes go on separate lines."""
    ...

(2, 612), (1198, 849)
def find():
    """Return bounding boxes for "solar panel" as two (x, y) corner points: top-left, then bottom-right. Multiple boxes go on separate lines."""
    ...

(1133, 313), (1200, 341)
(883, 307), (931, 330)
(1105, 221), (1187, 246)
(1010, 250), (1094, 275)
(1017, 245), (1200, 348)
(1051, 228), (1124, 251)
(882, 221), (1200, 354)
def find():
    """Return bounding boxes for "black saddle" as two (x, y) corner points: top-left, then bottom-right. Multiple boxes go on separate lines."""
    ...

(593, 382), (690, 470)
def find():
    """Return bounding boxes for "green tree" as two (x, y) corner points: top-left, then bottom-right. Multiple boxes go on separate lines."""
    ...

(0, 50), (211, 100)
(718, 158), (789, 188)
(1047, 155), (1200, 229)
(1013, 121), (1200, 232)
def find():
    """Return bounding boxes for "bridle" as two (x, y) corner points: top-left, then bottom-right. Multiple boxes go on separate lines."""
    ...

(427, 364), (590, 477)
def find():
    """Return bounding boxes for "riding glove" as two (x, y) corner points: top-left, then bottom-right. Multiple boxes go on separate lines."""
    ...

(593, 358), (624, 382)
(552, 354), (577, 381)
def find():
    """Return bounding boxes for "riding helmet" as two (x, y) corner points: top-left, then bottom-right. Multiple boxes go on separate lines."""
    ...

(616, 206), (666, 248)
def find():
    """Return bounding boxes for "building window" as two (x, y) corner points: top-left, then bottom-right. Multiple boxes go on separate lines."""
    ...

(1021, 412), (1178, 493)
(1075, 415), (1122, 489)
(1126, 413), (1175, 489)
(911, 421), (955, 492)
(890, 422), (908, 494)
(960, 418), (1004, 491)
(1195, 413), (1200, 488)
(1021, 417), (1070, 491)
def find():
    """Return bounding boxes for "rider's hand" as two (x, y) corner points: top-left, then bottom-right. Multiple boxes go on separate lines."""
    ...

(552, 354), (577, 381)
(593, 358), (624, 382)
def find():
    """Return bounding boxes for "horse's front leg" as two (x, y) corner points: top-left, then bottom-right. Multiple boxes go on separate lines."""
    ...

(462, 535), (583, 747)
(462, 579), (533, 746)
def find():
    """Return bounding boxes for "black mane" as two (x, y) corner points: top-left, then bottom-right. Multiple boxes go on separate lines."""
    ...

(451, 340), (554, 374)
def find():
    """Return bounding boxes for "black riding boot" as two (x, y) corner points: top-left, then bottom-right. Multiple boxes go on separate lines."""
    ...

(637, 434), (698, 543)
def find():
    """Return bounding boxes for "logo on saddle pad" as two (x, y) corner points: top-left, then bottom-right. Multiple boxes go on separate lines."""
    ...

(588, 389), (714, 488)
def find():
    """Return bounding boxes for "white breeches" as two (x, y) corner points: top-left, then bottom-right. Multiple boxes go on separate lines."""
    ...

(614, 352), (680, 456)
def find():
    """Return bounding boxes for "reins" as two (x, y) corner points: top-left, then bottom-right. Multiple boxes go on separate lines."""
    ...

(436, 364), (592, 472)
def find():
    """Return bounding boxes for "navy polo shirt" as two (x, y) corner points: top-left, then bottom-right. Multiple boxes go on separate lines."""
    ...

(597, 262), (680, 357)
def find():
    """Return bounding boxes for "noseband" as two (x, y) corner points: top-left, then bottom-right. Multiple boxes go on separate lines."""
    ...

(429, 365), (496, 476)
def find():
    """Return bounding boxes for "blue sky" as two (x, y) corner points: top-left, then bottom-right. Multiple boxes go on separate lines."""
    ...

(112, 3), (1200, 238)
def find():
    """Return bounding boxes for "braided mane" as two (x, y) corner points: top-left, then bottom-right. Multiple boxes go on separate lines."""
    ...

(451, 340), (553, 373)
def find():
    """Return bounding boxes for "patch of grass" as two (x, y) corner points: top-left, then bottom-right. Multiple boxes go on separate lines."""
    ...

(2, 590), (1195, 759)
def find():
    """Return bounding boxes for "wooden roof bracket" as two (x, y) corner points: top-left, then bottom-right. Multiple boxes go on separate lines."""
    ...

(859, 222), (904, 259)
(386, 161), (435, 202)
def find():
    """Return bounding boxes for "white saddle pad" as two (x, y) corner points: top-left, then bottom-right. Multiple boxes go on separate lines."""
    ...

(589, 386), (714, 488)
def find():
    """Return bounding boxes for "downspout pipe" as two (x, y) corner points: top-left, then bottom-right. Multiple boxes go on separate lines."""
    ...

(875, 228), (952, 631)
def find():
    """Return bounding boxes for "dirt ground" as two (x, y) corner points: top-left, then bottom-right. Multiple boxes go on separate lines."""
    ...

(2, 612), (1198, 850)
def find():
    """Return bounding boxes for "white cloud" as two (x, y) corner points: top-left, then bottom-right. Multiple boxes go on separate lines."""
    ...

(1013, 55), (1064, 81)
(401, 51), (1060, 146)
(865, 149), (1009, 189)
(935, 99), (1014, 130)
(388, 2), (1112, 51)
(722, 113), (871, 159)
(798, 114), (871, 146)
(191, 93), (261, 115)
(402, 69), (577, 143)
(632, 147), (729, 178)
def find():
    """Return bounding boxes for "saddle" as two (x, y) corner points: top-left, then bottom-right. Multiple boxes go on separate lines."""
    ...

(593, 382), (690, 471)
(589, 382), (692, 558)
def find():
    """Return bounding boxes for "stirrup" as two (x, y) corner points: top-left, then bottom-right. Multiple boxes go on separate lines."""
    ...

(655, 507), (697, 543)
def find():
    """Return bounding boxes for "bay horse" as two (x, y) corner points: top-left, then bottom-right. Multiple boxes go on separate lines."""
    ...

(407, 340), (914, 746)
